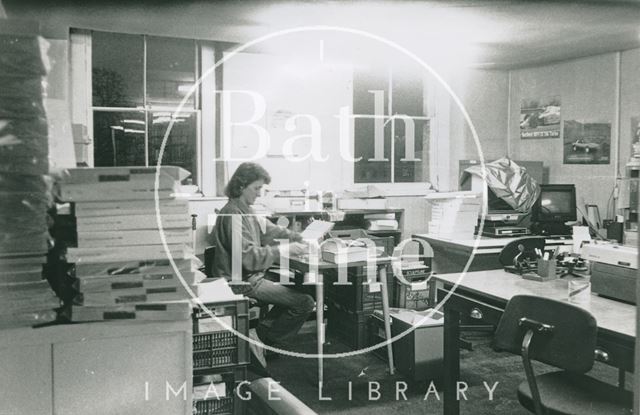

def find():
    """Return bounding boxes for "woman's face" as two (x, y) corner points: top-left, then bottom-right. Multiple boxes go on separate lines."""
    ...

(240, 179), (265, 205)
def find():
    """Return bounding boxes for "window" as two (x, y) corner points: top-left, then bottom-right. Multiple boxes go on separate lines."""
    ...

(352, 67), (430, 184)
(89, 31), (199, 181)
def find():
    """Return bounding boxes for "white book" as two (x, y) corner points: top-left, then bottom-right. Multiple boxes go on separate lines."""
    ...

(0, 269), (43, 284)
(78, 270), (205, 292)
(60, 166), (190, 184)
(77, 228), (192, 248)
(77, 285), (194, 306)
(77, 214), (191, 232)
(321, 241), (382, 264)
(74, 257), (200, 277)
(71, 300), (192, 322)
(74, 199), (189, 218)
(60, 183), (178, 202)
(0, 280), (53, 299)
(66, 244), (193, 263)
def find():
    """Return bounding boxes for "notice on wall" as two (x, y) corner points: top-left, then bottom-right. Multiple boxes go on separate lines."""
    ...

(563, 120), (611, 164)
(520, 96), (561, 139)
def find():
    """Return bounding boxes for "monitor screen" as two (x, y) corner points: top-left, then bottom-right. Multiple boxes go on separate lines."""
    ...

(540, 191), (572, 214)
(534, 184), (577, 223)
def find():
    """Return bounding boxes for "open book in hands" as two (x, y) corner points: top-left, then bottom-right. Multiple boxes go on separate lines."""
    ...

(300, 219), (335, 243)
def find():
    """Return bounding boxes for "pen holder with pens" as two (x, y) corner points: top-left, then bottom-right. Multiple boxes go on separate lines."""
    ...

(522, 258), (558, 282)
(536, 258), (558, 280)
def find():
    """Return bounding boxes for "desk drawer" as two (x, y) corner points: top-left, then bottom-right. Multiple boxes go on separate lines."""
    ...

(595, 335), (635, 372)
(438, 288), (504, 326)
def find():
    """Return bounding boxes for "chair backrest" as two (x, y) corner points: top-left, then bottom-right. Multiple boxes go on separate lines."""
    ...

(498, 236), (546, 266)
(493, 295), (597, 373)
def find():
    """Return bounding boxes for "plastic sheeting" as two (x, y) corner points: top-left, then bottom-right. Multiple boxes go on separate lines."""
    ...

(462, 157), (541, 213)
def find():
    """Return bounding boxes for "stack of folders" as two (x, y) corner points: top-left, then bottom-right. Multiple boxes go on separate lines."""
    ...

(425, 192), (482, 240)
(58, 166), (205, 322)
(0, 27), (60, 329)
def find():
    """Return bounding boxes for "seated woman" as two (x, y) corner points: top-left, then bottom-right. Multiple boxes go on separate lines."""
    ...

(211, 162), (314, 368)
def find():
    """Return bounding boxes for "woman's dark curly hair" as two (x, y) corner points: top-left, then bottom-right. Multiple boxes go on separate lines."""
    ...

(225, 162), (271, 198)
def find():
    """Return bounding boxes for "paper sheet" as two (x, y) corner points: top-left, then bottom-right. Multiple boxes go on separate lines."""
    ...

(300, 220), (335, 242)
(572, 226), (591, 254)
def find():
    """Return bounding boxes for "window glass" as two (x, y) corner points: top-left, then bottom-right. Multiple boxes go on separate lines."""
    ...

(148, 111), (198, 179)
(146, 36), (196, 108)
(92, 32), (143, 107)
(394, 118), (429, 183)
(354, 117), (392, 183)
(93, 111), (146, 166)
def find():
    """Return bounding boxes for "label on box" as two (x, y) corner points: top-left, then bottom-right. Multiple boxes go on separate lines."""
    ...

(198, 315), (233, 332)
(367, 282), (381, 293)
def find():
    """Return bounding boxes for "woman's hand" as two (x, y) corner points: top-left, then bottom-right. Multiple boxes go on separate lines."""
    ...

(287, 242), (309, 257)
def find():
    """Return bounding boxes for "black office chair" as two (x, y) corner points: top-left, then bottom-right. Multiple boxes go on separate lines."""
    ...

(493, 295), (632, 415)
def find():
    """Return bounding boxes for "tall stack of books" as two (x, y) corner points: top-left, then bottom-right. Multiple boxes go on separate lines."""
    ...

(0, 25), (60, 328)
(58, 166), (203, 322)
(425, 192), (482, 240)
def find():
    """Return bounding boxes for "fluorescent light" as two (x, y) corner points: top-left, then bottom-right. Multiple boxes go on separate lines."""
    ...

(123, 128), (145, 134)
(123, 119), (145, 125)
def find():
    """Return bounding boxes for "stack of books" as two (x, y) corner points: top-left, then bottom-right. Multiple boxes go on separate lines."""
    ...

(58, 166), (204, 322)
(0, 27), (60, 328)
(425, 192), (482, 240)
(364, 213), (399, 231)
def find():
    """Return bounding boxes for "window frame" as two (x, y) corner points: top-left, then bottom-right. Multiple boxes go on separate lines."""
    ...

(351, 68), (433, 189)
(71, 29), (204, 189)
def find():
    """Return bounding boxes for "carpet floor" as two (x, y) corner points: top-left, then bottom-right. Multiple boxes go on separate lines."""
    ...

(259, 330), (632, 415)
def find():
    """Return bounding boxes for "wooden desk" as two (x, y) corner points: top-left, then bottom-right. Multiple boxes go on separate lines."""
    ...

(433, 270), (635, 415)
(283, 255), (395, 385)
(413, 233), (573, 273)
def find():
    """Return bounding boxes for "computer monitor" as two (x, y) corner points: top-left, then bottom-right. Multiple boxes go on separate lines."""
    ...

(531, 184), (577, 235)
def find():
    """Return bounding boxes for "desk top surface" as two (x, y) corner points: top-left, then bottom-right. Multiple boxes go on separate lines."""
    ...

(433, 270), (636, 338)
(413, 233), (572, 249)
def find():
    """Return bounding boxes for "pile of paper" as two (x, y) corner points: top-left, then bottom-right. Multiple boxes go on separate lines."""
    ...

(58, 166), (203, 322)
(364, 213), (399, 231)
(338, 185), (388, 210)
(0, 28), (59, 328)
(425, 192), (482, 239)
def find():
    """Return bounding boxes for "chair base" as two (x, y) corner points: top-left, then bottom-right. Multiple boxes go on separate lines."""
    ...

(517, 371), (632, 415)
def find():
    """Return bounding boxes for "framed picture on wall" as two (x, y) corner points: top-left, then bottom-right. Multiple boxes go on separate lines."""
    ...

(520, 96), (561, 139)
(563, 120), (611, 164)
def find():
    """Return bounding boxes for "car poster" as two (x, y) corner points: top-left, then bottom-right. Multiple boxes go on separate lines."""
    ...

(520, 96), (561, 139)
(563, 120), (611, 164)
(632, 116), (640, 147)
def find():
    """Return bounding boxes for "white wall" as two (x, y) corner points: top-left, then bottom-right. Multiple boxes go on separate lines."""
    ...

(507, 50), (640, 219)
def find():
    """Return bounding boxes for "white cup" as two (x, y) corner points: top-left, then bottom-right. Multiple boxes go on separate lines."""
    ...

(568, 278), (591, 305)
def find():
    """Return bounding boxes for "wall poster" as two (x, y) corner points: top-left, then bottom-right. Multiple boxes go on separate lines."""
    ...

(632, 116), (640, 149)
(520, 96), (561, 139)
(563, 120), (611, 164)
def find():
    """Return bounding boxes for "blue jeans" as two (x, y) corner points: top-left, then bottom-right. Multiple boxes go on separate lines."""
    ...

(232, 274), (315, 347)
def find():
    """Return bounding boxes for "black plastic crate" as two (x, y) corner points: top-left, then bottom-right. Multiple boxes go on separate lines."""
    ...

(326, 299), (369, 349)
(325, 268), (394, 314)
(392, 260), (432, 310)
(193, 366), (247, 415)
(193, 299), (250, 372)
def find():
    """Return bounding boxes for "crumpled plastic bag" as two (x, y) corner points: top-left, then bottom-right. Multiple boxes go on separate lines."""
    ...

(461, 157), (540, 213)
